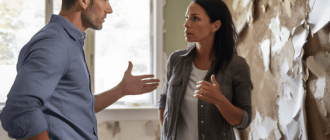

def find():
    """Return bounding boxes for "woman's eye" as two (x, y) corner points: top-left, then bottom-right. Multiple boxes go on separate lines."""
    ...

(193, 17), (199, 21)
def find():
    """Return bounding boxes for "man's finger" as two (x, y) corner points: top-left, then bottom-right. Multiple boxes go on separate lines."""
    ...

(142, 86), (158, 93)
(142, 79), (160, 83)
(138, 75), (155, 79)
(143, 83), (159, 87)
(125, 61), (133, 74)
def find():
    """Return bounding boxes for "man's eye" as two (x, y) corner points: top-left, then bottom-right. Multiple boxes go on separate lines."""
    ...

(185, 17), (188, 20)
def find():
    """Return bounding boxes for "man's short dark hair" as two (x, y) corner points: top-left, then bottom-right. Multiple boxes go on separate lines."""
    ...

(62, 0), (94, 10)
(62, 0), (77, 10)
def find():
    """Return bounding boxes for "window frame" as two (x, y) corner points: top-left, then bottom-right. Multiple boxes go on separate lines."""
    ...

(85, 0), (164, 110)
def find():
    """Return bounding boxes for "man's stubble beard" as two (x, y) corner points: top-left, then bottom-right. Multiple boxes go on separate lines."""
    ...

(81, 4), (103, 30)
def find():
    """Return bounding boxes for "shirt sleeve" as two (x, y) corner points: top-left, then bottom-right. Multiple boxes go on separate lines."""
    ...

(158, 53), (173, 109)
(231, 58), (253, 130)
(0, 36), (69, 139)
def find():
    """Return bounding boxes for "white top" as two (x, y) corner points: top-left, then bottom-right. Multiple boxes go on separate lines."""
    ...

(176, 62), (208, 140)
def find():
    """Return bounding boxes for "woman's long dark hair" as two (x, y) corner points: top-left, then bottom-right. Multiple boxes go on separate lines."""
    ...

(192, 0), (238, 75)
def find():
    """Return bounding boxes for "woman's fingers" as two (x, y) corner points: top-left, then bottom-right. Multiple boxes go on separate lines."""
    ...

(211, 75), (219, 86)
(194, 90), (213, 103)
(196, 82), (211, 90)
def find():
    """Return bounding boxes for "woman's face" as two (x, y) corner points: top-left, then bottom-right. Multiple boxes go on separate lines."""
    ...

(184, 2), (219, 42)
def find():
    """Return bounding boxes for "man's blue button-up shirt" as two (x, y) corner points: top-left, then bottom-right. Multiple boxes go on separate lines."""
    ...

(0, 14), (98, 140)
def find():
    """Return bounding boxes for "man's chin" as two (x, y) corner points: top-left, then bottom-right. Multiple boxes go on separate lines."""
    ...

(90, 25), (103, 30)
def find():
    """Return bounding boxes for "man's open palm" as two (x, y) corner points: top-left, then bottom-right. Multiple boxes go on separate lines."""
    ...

(121, 61), (160, 95)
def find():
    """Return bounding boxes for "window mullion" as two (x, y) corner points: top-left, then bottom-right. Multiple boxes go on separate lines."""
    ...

(84, 29), (96, 93)
(153, 0), (164, 107)
(45, 0), (54, 25)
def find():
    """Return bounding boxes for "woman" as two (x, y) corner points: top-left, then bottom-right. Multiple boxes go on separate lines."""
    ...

(158, 0), (253, 140)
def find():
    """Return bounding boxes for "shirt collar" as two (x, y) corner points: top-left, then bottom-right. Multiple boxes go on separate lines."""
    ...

(49, 14), (86, 41)
(180, 43), (196, 57)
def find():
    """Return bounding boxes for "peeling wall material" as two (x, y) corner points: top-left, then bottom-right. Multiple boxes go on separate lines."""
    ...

(308, 0), (330, 35)
(249, 110), (280, 140)
(259, 39), (270, 71)
(268, 13), (291, 54)
(223, 0), (330, 139)
(231, 0), (254, 34)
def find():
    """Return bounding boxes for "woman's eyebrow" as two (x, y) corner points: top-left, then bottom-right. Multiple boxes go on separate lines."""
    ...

(185, 13), (200, 17)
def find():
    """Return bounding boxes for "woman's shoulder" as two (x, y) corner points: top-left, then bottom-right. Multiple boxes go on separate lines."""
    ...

(227, 54), (250, 71)
(168, 48), (189, 62)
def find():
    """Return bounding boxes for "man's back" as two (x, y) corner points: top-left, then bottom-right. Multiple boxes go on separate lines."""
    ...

(0, 14), (98, 140)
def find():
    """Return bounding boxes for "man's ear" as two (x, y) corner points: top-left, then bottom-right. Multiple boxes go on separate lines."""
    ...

(212, 20), (221, 32)
(77, 0), (90, 10)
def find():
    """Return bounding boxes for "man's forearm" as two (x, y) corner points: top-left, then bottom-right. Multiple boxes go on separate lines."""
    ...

(94, 84), (125, 113)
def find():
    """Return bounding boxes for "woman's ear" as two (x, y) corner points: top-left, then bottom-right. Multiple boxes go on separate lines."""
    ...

(212, 20), (221, 32)
(77, 0), (90, 10)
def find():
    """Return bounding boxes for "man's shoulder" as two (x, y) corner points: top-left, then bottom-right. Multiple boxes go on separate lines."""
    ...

(20, 23), (67, 56)
(31, 22), (63, 41)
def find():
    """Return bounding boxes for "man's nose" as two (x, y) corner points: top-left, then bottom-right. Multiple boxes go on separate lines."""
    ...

(106, 2), (113, 14)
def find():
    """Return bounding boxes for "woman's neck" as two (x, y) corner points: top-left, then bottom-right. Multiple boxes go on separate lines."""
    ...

(195, 35), (214, 62)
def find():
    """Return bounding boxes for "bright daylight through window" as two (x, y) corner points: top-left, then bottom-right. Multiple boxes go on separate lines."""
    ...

(94, 0), (152, 108)
(0, 0), (45, 102)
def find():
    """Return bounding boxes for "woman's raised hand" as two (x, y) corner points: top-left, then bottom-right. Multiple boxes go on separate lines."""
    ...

(194, 75), (223, 104)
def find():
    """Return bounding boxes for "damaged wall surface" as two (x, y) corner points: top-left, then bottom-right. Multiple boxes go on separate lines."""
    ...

(221, 0), (330, 139)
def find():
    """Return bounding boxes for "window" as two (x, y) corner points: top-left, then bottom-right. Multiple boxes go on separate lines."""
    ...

(94, 0), (153, 108)
(0, 0), (45, 102)
(0, 0), (164, 109)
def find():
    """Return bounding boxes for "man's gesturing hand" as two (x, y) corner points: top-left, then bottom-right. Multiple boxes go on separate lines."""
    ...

(120, 61), (160, 96)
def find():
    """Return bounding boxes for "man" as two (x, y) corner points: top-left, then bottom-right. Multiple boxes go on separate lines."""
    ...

(0, 0), (160, 139)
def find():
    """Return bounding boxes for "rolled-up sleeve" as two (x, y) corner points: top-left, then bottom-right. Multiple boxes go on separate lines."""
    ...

(231, 58), (253, 130)
(0, 36), (68, 139)
(158, 53), (174, 109)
